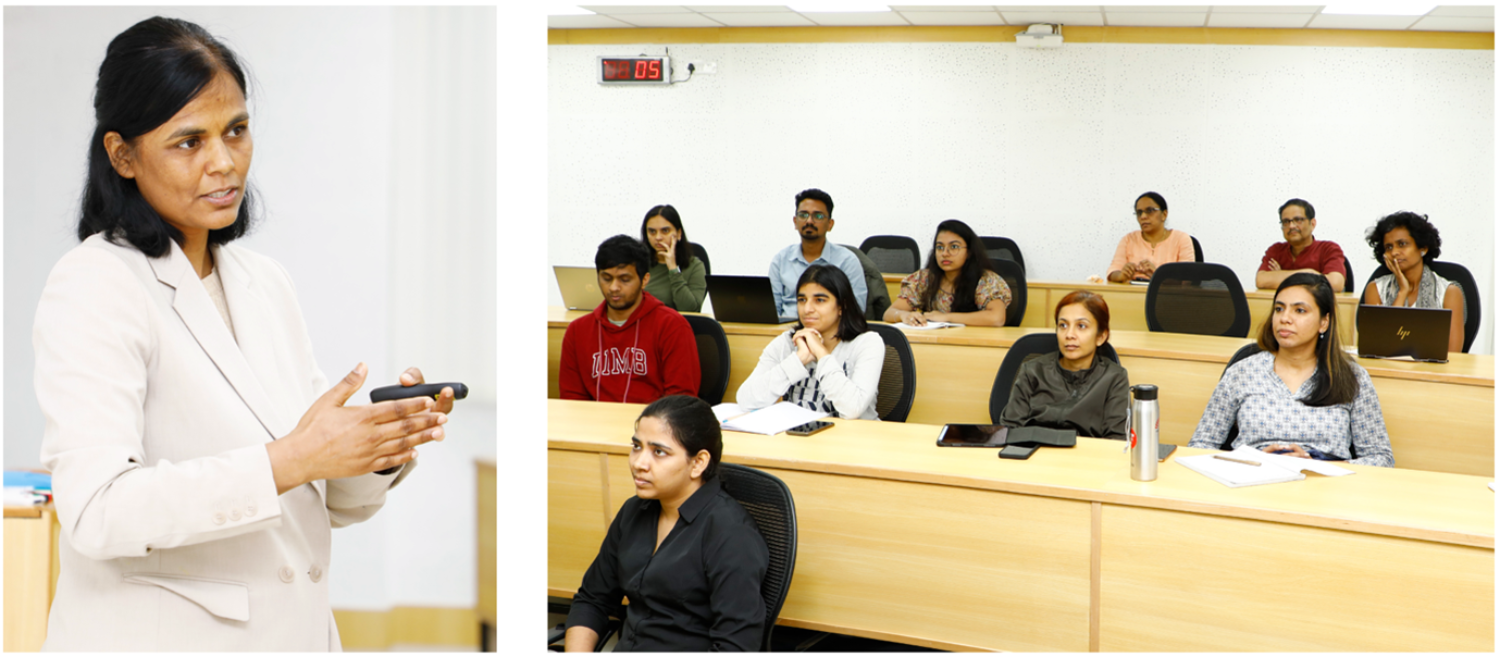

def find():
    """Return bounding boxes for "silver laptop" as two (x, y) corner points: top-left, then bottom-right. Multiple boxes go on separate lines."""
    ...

(1356, 305), (1451, 363)
(554, 266), (603, 311)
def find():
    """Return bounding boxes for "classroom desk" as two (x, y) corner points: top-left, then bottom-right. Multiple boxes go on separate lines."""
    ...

(4, 504), (60, 652)
(882, 275), (1359, 344)
(547, 306), (1494, 477)
(547, 399), (1493, 652)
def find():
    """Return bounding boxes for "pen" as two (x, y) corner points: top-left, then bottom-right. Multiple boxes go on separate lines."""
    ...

(1214, 454), (1261, 467)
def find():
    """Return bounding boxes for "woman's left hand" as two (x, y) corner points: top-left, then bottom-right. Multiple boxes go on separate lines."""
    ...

(400, 367), (455, 413)
(803, 328), (830, 361)
(661, 233), (678, 270)
(1262, 443), (1310, 459)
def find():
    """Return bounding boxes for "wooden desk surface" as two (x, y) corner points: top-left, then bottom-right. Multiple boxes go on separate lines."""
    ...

(4, 505), (58, 652)
(548, 400), (1493, 652)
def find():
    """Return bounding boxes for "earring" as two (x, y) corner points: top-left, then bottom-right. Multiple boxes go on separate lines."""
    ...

(1319, 331), (1326, 339)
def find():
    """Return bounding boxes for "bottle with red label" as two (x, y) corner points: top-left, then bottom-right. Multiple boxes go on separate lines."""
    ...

(1129, 384), (1159, 481)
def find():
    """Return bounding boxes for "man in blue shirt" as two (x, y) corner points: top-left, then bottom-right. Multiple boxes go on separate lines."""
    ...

(768, 188), (868, 320)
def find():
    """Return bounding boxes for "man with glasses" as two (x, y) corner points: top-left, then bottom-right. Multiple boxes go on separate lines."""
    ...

(1255, 198), (1347, 291)
(768, 188), (868, 320)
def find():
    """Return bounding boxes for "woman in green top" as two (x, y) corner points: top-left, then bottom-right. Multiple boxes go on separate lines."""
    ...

(639, 205), (707, 312)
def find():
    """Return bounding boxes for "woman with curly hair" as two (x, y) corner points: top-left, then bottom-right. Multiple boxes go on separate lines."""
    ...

(1361, 211), (1464, 352)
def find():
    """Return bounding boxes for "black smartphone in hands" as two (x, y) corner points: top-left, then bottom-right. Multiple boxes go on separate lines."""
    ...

(787, 420), (833, 436)
(369, 382), (468, 403)
(998, 444), (1039, 460)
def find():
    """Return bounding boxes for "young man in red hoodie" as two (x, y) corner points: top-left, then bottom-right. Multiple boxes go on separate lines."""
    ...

(560, 235), (701, 403)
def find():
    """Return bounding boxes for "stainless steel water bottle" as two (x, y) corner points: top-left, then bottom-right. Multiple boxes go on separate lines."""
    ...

(1130, 384), (1159, 481)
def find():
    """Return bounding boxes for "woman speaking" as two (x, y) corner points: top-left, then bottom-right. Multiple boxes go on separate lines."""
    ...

(33, 17), (454, 651)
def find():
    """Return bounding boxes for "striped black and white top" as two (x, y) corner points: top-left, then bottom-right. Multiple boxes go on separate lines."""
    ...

(735, 329), (884, 420)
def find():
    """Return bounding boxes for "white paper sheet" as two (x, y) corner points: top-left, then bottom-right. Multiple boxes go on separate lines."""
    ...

(720, 402), (830, 435)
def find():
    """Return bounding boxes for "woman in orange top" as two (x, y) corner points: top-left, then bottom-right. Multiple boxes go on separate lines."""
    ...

(1106, 191), (1196, 283)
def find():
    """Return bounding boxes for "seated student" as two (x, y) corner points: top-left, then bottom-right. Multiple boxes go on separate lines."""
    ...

(737, 264), (884, 420)
(999, 291), (1129, 440)
(559, 235), (700, 403)
(883, 219), (1011, 327)
(769, 188), (868, 320)
(565, 395), (769, 652)
(1107, 191), (1196, 283)
(1190, 273), (1393, 467)
(1361, 211), (1465, 353)
(640, 204), (707, 312)
(1255, 198), (1346, 291)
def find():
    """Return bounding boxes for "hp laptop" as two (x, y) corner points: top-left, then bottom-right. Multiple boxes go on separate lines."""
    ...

(706, 275), (788, 324)
(553, 266), (603, 311)
(1356, 305), (1451, 363)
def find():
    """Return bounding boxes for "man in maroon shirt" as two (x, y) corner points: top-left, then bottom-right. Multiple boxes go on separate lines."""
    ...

(1255, 198), (1348, 291)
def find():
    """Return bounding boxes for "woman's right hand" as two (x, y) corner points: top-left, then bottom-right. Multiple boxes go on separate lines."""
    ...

(1116, 262), (1138, 282)
(792, 330), (816, 366)
(902, 310), (928, 327)
(1384, 252), (1413, 294)
(268, 363), (446, 494)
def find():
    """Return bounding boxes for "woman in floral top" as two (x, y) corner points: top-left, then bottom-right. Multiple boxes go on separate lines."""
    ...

(883, 219), (1011, 327)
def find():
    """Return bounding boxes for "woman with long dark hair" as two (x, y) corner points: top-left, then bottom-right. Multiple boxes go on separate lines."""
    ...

(639, 204), (706, 312)
(1190, 273), (1393, 466)
(883, 219), (1010, 327)
(737, 264), (885, 419)
(1361, 211), (1464, 353)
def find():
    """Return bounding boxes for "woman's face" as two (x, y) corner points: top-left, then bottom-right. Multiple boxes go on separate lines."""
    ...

(933, 230), (968, 273)
(1056, 303), (1106, 369)
(644, 215), (679, 254)
(1134, 196), (1166, 234)
(629, 416), (703, 503)
(106, 71), (252, 242)
(1381, 226), (1426, 274)
(1270, 285), (1329, 351)
(797, 281), (841, 335)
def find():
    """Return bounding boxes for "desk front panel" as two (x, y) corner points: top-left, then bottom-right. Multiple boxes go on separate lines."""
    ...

(4, 508), (55, 652)
(548, 450), (609, 594)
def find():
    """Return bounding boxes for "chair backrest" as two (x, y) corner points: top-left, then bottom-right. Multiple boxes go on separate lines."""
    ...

(992, 259), (1027, 327)
(979, 236), (1025, 275)
(1217, 342), (1263, 449)
(1342, 257), (1354, 293)
(1145, 262), (1252, 338)
(683, 314), (730, 405)
(858, 235), (922, 274)
(989, 333), (1120, 423)
(1190, 235), (1204, 263)
(866, 323), (916, 422)
(839, 243), (892, 321)
(717, 463), (797, 652)
(1361, 260), (1480, 353)
(690, 242), (712, 276)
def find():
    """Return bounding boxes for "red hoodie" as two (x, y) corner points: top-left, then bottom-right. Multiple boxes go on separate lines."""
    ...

(559, 291), (700, 403)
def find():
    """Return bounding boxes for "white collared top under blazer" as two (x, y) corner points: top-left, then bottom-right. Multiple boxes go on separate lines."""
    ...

(34, 233), (415, 651)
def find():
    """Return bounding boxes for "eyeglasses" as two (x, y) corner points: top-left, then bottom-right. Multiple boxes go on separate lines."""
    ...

(795, 211), (829, 222)
(1133, 207), (1162, 218)
(934, 242), (966, 253)
(1279, 217), (1310, 227)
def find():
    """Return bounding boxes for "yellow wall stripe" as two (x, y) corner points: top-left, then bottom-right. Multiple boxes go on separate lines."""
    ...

(334, 606), (479, 650)
(550, 25), (1492, 50)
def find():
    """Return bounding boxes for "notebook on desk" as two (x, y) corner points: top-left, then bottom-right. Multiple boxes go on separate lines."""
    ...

(1356, 305), (1450, 363)
(554, 266), (603, 311)
(706, 275), (787, 324)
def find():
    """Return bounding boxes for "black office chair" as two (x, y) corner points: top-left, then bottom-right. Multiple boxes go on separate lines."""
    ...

(840, 243), (891, 322)
(866, 323), (916, 422)
(718, 463), (798, 652)
(1360, 260), (1480, 353)
(684, 314), (730, 405)
(1190, 235), (1204, 263)
(992, 259), (1027, 327)
(1342, 257), (1354, 294)
(989, 333), (1120, 423)
(1145, 262), (1252, 338)
(690, 242), (712, 276)
(979, 236), (1025, 275)
(858, 235), (921, 274)
(1217, 342), (1262, 450)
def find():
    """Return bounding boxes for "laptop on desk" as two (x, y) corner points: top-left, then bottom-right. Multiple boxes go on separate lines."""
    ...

(706, 275), (790, 324)
(1356, 305), (1451, 363)
(553, 266), (603, 311)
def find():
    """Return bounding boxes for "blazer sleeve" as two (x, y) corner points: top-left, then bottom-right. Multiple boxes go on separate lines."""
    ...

(735, 332), (806, 410)
(36, 247), (282, 561)
(812, 332), (884, 419)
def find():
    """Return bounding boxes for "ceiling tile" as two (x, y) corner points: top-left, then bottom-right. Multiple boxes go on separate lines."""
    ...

(1306, 14), (1421, 29)
(548, 14), (640, 28)
(1408, 15), (1496, 31)
(1210, 5), (1322, 13)
(1206, 12), (1313, 28)
(1105, 11), (1208, 26)
(900, 10), (1009, 25)
(1107, 5), (1210, 11)
(889, 5), (999, 10)
(612, 12), (729, 27)
(684, 5), (800, 12)
(1427, 5), (1495, 17)
(800, 11), (912, 25)
(578, 5), (694, 14)
(701, 11), (819, 25)
(996, 5), (1100, 10)
(1001, 10), (1106, 25)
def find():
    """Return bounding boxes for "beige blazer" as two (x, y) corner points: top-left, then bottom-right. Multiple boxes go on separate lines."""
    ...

(35, 233), (413, 651)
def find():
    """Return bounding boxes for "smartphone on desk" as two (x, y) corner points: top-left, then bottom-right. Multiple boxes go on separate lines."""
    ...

(787, 420), (833, 436)
(998, 444), (1039, 460)
(937, 424), (1009, 447)
(1158, 444), (1177, 461)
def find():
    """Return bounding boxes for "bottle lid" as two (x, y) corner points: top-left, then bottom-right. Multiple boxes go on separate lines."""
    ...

(1131, 384), (1158, 400)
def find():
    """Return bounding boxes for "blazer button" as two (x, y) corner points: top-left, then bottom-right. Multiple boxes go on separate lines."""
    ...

(309, 565), (324, 583)
(229, 509), (242, 521)
(244, 504), (257, 517)
(279, 566), (295, 583)
(213, 512), (226, 525)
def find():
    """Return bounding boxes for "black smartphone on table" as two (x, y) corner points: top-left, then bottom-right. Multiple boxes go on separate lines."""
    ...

(936, 424), (1009, 447)
(787, 420), (833, 436)
(998, 444), (1039, 460)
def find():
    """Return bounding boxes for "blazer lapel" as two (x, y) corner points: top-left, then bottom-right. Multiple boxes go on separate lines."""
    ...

(150, 242), (287, 441)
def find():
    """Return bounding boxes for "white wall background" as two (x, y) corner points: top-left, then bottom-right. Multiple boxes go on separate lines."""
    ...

(548, 39), (1494, 354)
(4, 6), (496, 614)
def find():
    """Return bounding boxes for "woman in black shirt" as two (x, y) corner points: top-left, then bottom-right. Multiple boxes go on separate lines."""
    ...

(565, 395), (769, 652)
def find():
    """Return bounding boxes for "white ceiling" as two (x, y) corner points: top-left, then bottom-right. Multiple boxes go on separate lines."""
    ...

(548, 5), (1495, 31)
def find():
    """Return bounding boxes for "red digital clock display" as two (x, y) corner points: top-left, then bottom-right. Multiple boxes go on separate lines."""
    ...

(598, 57), (670, 85)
